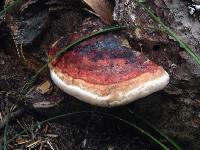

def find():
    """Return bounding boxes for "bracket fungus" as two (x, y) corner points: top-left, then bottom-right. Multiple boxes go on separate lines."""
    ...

(48, 19), (169, 107)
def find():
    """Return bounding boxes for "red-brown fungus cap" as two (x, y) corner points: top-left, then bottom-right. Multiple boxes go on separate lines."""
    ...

(48, 18), (169, 107)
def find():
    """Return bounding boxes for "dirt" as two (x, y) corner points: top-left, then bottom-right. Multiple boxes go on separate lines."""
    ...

(0, 0), (200, 150)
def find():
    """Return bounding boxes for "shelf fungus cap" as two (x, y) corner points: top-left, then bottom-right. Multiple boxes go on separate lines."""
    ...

(48, 30), (169, 107)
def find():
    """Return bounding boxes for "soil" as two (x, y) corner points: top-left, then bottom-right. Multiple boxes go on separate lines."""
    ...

(0, 0), (200, 150)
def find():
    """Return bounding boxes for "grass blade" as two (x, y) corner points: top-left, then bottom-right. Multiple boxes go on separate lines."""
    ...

(3, 119), (9, 150)
(0, 0), (24, 17)
(136, 0), (200, 65)
(128, 108), (182, 150)
(7, 111), (170, 150)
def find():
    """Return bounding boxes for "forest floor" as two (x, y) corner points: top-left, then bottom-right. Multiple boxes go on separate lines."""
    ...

(0, 0), (200, 150)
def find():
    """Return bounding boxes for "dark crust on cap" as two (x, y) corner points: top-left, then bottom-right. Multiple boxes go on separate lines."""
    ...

(49, 33), (160, 85)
